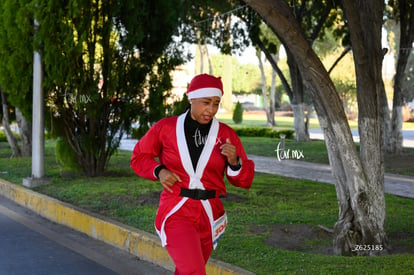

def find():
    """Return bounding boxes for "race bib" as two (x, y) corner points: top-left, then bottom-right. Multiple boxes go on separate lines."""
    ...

(213, 212), (227, 246)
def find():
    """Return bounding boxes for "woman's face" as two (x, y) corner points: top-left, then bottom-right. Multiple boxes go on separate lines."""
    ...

(190, 96), (221, 124)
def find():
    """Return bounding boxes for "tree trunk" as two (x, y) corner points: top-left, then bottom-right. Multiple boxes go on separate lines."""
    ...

(195, 34), (211, 75)
(204, 39), (213, 75)
(389, 54), (406, 154)
(287, 51), (310, 141)
(257, 49), (273, 126)
(15, 108), (32, 157)
(269, 56), (277, 126)
(0, 90), (21, 157)
(245, 0), (389, 255)
(291, 103), (309, 141)
(389, 104), (403, 153)
(304, 104), (313, 135)
(256, 39), (293, 100)
(380, 81), (392, 150)
(337, 0), (388, 255)
(388, 0), (414, 154)
(196, 41), (206, 74)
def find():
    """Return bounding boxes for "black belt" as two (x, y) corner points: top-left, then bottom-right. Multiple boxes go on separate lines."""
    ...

(179, 188), (217, 200)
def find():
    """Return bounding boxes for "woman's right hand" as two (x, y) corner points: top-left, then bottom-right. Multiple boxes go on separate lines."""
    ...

(158, 168), (181, 193)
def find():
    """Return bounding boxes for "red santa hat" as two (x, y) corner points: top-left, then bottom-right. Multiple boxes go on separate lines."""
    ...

(186, 74), (223, 99)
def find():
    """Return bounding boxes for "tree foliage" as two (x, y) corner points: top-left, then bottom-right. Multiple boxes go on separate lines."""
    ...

(0, 0), (34, 157)
(0, 0), (189, 176)
(0, 0), (33, 120)
(44, 0), (189, 176)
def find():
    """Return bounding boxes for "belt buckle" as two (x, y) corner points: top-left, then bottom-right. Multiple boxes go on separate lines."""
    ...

(194, 189), (203, 200)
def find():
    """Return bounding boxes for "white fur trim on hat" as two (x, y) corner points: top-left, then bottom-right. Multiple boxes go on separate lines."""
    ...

(187, 87), (223, 99)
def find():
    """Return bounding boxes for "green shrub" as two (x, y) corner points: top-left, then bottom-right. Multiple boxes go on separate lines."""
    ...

(55, 138), (80, 171)
(0, 131), (21, 142)
(232, 127), (294, 139)
(0, 131), (6, 142)
(232, 101), (243, 124)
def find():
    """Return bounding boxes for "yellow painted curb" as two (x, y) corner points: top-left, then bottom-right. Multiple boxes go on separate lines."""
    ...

(0, 178), (254, 275)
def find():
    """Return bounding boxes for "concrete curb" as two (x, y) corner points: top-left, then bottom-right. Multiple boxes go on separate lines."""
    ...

(0, 178), (254, 275)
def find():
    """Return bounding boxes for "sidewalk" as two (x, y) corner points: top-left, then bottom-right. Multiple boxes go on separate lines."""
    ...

(249, 155), (414, 199)
(121, 139), (414, 199)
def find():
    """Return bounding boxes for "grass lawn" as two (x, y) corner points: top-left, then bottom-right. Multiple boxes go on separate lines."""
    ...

(0, 140), (413, 274)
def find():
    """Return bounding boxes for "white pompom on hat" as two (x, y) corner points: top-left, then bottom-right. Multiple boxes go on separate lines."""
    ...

(186, 74), (223, 99)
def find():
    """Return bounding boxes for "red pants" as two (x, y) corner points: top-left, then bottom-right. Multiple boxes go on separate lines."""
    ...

(164, 199), (213, 275)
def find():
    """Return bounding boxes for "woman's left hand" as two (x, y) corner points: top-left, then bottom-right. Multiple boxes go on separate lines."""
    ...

(220, 138), (238, 165)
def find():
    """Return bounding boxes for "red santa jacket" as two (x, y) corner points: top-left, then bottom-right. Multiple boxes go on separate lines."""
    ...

(131, 111), (254, 247)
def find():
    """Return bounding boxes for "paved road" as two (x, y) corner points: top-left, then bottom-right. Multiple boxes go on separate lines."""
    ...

(0, 195), (172, 275)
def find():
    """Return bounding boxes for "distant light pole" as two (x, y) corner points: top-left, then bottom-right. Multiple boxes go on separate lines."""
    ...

(23, 16), (49, 187)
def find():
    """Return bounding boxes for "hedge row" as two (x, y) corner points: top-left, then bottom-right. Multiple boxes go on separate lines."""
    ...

(232, 127), (295, 139)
